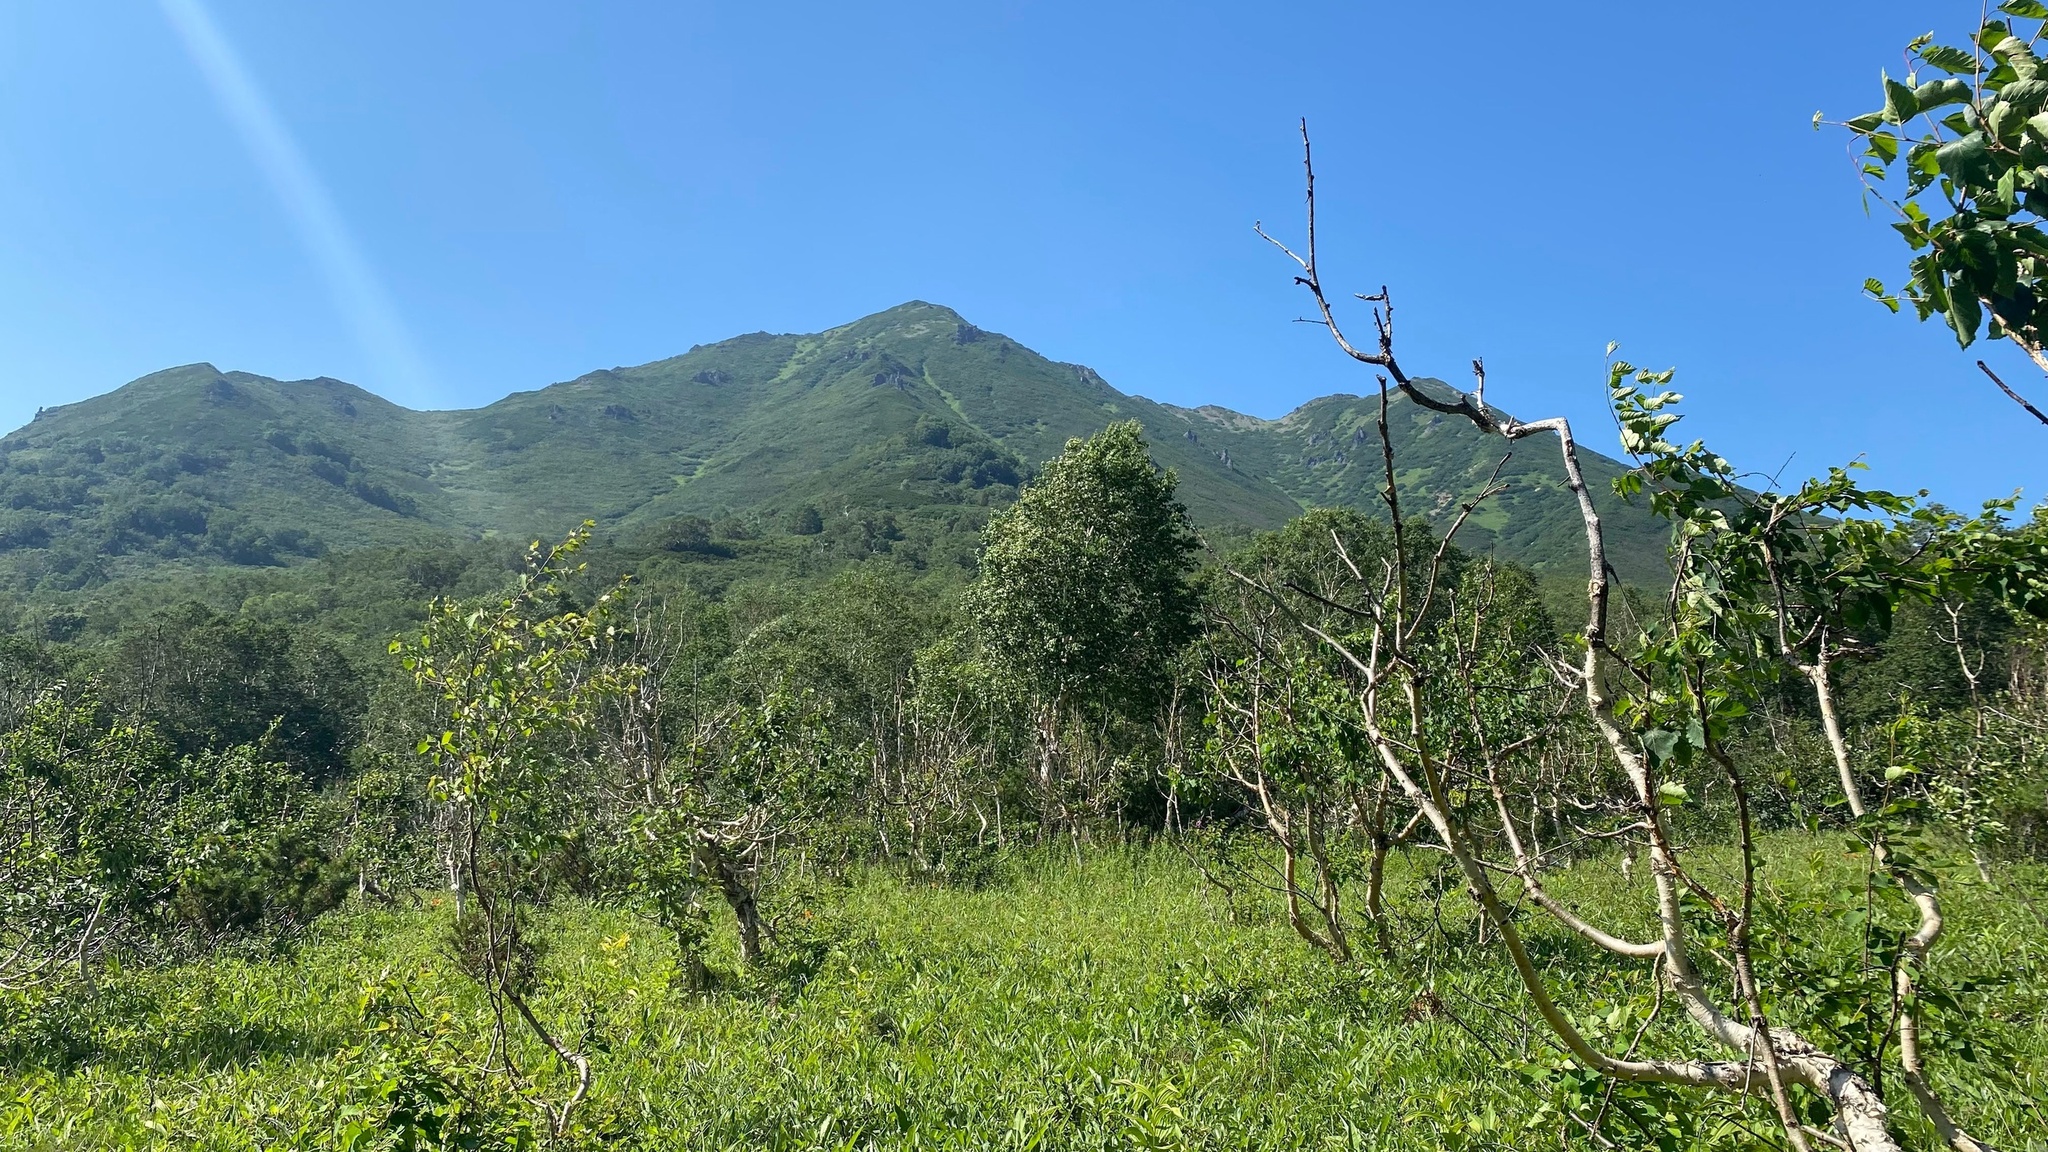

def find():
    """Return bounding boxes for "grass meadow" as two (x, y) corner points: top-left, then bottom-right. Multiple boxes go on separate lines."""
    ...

(2, 838), (2043, 1151)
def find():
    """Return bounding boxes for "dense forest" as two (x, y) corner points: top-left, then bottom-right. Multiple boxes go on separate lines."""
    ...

(9, 13), (2048, 1152)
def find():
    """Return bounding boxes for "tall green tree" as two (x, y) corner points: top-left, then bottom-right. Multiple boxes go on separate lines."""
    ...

(967, 421), (1200, 720)
(966, 422), (1199, 838)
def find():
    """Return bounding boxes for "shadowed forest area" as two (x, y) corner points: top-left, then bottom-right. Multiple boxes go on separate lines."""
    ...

(10, 12), (2048, 1152)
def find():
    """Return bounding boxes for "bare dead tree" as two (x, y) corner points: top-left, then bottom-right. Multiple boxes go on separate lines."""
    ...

(1252, 119), (1943, 1152)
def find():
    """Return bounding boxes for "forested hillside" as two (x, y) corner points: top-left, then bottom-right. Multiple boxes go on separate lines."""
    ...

(0, 302), (1672, 619)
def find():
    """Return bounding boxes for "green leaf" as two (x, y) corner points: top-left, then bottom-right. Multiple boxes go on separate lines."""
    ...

(1918, 44), (1981, 75)
(2000, 0), (2048, 19)
(1915, 77), (1975, 110)
(2003, 75), (2048, 112)
(2010, 221), (2048, 257)
(1906, 140), (1942, 184)
(1884, 73), (1921, 122)
(1642, 728), (1682, 764)
(1937, 132), (1994, 184)
(1949, 284), (1984, 346)
(1959, 225), (1999, 270)
(1845, 110), (1887, 133)
(1865, 277), (1903, 312)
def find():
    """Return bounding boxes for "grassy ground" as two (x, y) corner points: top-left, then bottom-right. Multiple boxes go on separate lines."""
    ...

(1, 839), (2043, 1150)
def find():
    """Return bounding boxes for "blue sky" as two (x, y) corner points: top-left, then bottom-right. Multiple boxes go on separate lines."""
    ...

(0, 2), (2037, 510)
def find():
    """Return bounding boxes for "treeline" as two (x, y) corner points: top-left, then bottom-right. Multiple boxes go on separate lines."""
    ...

(0, 489), (1025, 653)
(3, 420), (2041, 964)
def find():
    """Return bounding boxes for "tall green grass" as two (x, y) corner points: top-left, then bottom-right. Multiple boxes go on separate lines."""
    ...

(2, 838), (2042, 1150)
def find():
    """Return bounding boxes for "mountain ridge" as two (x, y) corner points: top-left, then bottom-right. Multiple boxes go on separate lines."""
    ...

(0, 301), (1670, 600)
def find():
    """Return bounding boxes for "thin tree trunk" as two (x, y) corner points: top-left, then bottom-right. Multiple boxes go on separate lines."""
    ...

(696, 840), (762, 966)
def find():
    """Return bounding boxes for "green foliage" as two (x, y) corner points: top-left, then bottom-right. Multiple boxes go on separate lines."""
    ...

(1190, 509), (1400, 814)
(159, 744), (353, 941)
(0, 689), (347, 977)
(1601, 360), (2048, 1140)
(1216, 506), (1412, 620)
(1836, 11), (2048, 368)
(333, 987), (540, 1151)
(728, 569), (939, 722)
(1609, 360), (2046, 755)
(1883, 688), (2048, 859)
(0, 691), (166, 982)
(2, 333), (2043, 1149)
(94, 601), (366, 780)
(970, 422), (1200, 718)
(786, 505), (825, 536)
(0, 845), (2042, 1149)
(392, 525), (640, 1133)
(337, 752), (442, 901)
(622, 686), (849, 969)
(1836, 594), (2016, 726)
(395, 525), (635, 881)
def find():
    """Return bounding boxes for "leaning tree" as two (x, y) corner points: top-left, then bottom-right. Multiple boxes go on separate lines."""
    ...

(1254, 121), (2047, 1151)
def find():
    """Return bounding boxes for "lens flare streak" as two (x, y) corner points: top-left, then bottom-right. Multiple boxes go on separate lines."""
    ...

(155, 0), (435, 405)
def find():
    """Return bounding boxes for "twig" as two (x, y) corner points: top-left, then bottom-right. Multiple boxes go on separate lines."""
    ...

(1976, 359), (2048, 426)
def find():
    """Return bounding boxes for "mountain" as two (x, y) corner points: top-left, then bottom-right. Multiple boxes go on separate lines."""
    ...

(0, 302), (1670, 601)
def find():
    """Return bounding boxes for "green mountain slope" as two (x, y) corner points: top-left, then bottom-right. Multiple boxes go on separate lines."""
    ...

(0, 302), (1670, 599)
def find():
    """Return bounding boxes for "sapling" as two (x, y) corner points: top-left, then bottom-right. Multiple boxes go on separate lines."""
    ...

(395, 524), (636, 1138)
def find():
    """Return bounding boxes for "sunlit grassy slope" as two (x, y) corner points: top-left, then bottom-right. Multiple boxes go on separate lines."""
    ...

(0, 303), (1673, 600)
(3, 840), (2041, 1150)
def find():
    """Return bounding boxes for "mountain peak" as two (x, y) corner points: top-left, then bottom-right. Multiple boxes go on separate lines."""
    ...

(153, 361), (224, 379)
(121, 362), (228, 393)
(826, 301), (970, 340)
(875, 300), (964, 322)
(12, 363), (227, 431)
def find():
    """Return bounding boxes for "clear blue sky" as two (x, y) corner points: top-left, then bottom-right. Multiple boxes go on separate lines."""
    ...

(0, 2), (2037, 510)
